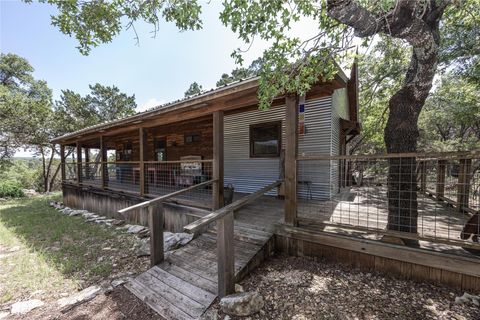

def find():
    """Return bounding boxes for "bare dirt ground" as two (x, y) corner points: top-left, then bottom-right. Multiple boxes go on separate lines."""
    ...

(7, 287), (163, 320)
(207, 255), (480, 320)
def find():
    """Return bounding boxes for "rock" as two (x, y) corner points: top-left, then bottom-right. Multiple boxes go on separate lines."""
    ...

(10, 299), (44, 315)
(454, 292), (480, 306)
(137, 228), (150, 238)
(136, 239), (150, 257)
(219, 292), (264, 316)
(57, 286), (101, 311)
(0, 311), (9, 319)
(112, 219), (125, 226)
(235, 284), (244, 293)
(22, 189), (38, 197)
(224, 316), (231, 320)
(164, 232), (193, 251)
(111, 278), (129, 287)
(127, 225), (147, 234)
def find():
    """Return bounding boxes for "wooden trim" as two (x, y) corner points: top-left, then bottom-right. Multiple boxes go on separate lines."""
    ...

(284, 94), (298, 225)
(213, 111), (224, 210)
(297, 150), (480, 161)
(249, 121), (282, 158)
(276, 224), (480, 278)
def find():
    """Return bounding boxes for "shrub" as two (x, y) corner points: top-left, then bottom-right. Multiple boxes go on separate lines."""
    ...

(0, 181), (25, 198)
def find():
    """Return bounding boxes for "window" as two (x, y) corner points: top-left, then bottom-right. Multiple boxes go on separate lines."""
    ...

(154, 139), (166, 162)
(185, 133), (201, 144)
(123, 141), (133, 161)
(250, 121), (281, 158)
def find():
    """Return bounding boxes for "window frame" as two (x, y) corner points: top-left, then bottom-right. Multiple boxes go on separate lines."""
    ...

(249, 121), (282, 158)
(184, 132), (201, 145)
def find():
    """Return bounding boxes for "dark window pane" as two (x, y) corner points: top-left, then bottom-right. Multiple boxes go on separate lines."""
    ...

(250, 122), (281, 157)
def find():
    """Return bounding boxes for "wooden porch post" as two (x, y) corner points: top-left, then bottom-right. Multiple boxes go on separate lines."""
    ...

(213, 111), (224, 209)
(84, 147), (90, 181)
(139, 128), (147, 196)
(217, 210), (234, 297)
(436, 160), (446, 198)
(284, 94), (298, 225)
(100, 136), (107, 189)
(457, 158), (472, 212)
(76, 142), (82, 185)
(419, 161), (427, 192)
(60, 144), (66, 183)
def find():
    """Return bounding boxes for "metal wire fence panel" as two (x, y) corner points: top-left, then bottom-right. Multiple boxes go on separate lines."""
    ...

(297, 151), (480, 248)
(64, 162), (77, 183)
(81, 162), (102, 187)
(105, 162), (141, 194)
(145, 160), (214, 209)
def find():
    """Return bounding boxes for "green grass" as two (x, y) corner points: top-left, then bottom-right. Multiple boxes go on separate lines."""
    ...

(0, 194), (144, 306)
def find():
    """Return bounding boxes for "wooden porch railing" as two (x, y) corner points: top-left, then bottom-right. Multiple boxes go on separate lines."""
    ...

(117, 179), (217, 266)
(183, 180), (282, 297)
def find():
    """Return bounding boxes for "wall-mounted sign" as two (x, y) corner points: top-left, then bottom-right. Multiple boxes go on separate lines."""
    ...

(298, 103), (305, 135)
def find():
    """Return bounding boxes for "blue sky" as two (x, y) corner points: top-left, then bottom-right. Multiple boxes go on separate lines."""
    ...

(0, 0), (270, 111)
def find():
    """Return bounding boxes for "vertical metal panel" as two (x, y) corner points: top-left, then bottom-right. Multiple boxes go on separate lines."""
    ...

(225, 96), (334, 199)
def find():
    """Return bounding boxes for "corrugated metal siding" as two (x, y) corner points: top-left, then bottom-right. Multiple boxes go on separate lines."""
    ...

(224, 105), (286, 195)
(224, 96), (334, 199)
(330, 88), (349, 196)
(298, 97), (332, 200)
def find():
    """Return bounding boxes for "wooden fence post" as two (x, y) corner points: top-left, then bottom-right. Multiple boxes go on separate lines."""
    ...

(149, 203), (164, 266)
(457, 158), (472, 212)
(436, 160), (446, 198)
(139, 128), (147, 196)
(100, 136), (107, 189)
(60, 144), (66, 182)
(213, 111), (224, 209)
(217, 210), (234, 298)
(284, 94), (298, 225)
(76, 142), (82, 185)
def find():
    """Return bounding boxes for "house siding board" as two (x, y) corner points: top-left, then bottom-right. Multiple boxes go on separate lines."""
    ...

(225, 96), (333, 199)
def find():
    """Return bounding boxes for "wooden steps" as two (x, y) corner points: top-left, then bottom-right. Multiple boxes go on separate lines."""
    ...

(125, 210), (279, 320)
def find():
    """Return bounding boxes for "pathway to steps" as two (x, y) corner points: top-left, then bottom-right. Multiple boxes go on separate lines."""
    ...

(125, 195), (283, 320)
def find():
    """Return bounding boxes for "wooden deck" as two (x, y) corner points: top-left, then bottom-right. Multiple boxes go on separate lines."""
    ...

(125, 195), (283, 320)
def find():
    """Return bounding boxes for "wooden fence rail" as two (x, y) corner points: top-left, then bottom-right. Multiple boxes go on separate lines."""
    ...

(183, 180), (282, 297)
(118, 179), (217, 267)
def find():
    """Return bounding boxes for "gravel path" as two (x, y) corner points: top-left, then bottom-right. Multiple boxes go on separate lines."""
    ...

(207, 255), (479, 320)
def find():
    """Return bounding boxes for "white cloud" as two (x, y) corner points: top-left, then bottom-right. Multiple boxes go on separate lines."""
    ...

(138, 97), (165, 112)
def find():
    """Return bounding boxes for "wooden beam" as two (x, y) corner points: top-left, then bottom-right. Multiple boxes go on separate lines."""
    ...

(457, 158), (472, 212)
(139, 128), (147, 196)
(60, 144), (66, 182)
(213, 111), (224, 209)
(76, 142), (82, 185)
(436, 160), (446, 198)
(217, 211), (235, 298)
(100, 136), (107, 189)
(149, 204), (164, 266)
(284, 94), (298, 225)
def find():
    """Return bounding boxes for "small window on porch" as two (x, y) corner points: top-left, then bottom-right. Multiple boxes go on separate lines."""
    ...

(154, 139), (167, 161)
(250, 121), (281, 158)
(185, 133), (201, 144)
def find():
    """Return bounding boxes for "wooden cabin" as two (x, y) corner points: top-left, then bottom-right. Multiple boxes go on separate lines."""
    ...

(53, 65), (360, 226)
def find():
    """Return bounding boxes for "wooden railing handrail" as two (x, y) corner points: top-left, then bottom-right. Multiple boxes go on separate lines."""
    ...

(183, 180), (282, 234)
(117, 179), (217, 214)
(297, 150), (480, 162)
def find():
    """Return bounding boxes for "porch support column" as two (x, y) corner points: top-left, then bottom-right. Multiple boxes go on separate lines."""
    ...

(60, 144), (66, 183)
(76, 142), (82, 185)
(284, 94), (298, 226)
(100, 136), (107, 189)
(213, 111), (224, 209)
(139, 127), (147, 196)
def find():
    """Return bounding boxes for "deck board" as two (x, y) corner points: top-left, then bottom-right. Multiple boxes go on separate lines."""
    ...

(125, 197), (282, 319)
